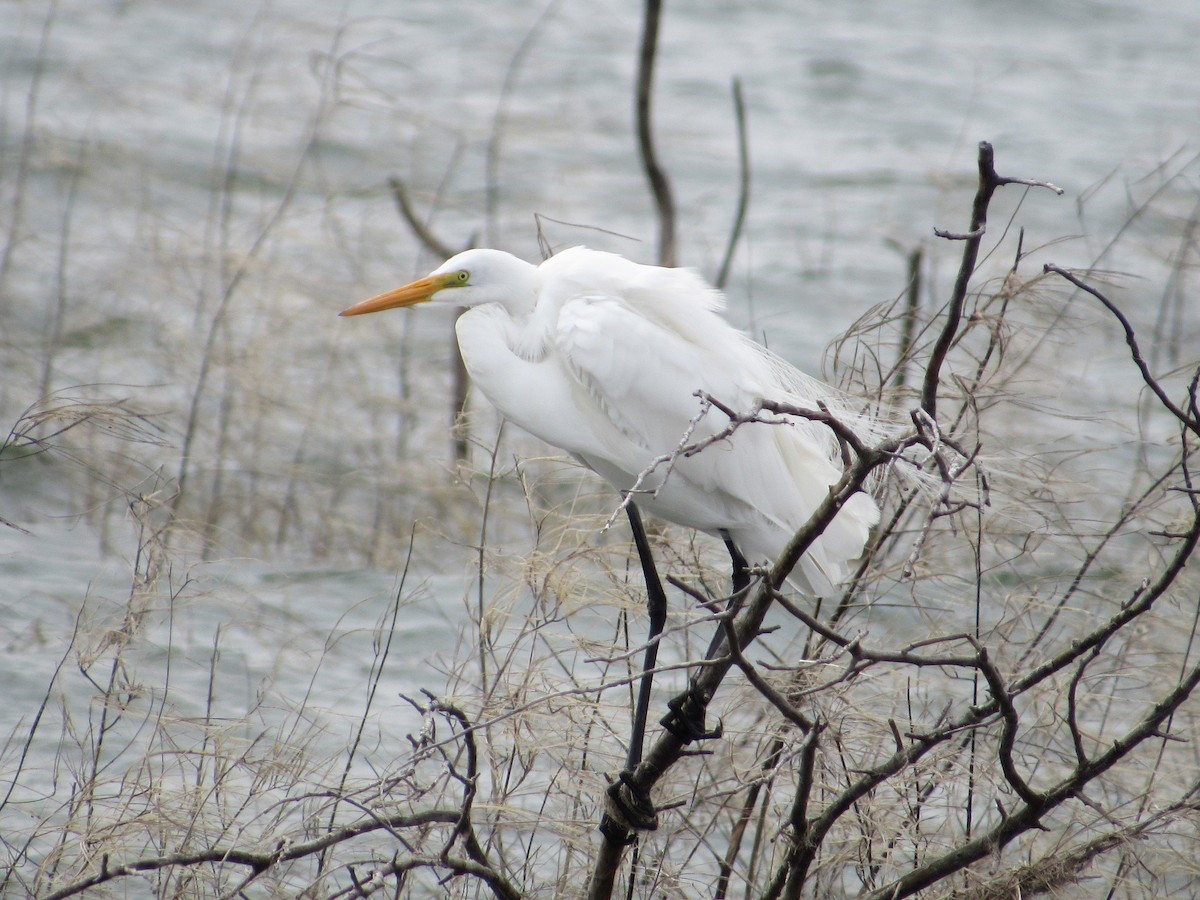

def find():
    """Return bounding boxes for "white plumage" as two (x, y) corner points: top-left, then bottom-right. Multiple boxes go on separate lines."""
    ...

(342, 246), (884, 595)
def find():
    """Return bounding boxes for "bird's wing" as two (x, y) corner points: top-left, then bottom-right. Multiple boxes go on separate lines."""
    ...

(555, 292), (877, 590)
(555, 292), (755, 468)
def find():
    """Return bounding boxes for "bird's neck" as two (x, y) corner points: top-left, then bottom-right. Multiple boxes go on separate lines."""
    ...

(505, 300), (557, 362)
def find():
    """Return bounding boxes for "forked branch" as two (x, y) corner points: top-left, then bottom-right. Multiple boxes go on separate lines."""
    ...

(923, 142), (1062, 419)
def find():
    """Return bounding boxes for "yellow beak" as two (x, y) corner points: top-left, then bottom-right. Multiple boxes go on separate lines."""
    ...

(339, 273), (455, 317)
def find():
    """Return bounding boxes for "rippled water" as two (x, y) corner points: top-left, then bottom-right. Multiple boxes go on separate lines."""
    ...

(2, 0), (1198, 881)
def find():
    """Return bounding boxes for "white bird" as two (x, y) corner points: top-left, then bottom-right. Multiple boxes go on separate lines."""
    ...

(341, 246), (882, 595)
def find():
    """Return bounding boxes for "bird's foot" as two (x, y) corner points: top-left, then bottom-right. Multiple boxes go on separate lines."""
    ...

(601, 770), (658, 840)
(660, 686), (723, 744)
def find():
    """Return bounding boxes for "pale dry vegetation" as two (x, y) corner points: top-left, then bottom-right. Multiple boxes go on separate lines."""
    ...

(2, 2), (1199, 898)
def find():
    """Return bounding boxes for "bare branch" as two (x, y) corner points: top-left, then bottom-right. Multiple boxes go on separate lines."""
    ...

(1043, 263), (1200, 435)
(720, 606), (814, 732)
(715, 77), (750, 290)
(387, 177), (462, 260)
(860, 658), (1200, 899)
(923, 142), (1062, 419)
(779, 722), (825, 899)
(968, 637), (1043, 806)
(635, 0), (676, 267)
(41, 810), (476, 900)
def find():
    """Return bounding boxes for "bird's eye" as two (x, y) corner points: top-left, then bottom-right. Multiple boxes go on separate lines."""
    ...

(456, 270), (470, 284)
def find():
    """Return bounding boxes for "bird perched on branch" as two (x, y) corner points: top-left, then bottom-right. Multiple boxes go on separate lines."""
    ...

(342, 244), (901, 808)
(341, 246), (884, 594)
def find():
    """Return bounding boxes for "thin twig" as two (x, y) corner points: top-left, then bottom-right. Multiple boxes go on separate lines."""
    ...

(715, 77), (750, 290)
(387, 177), (460, 260)
(1043, 263), (1200, 436)
(386, 176), (475, 460)
(893, 246), (922, 390)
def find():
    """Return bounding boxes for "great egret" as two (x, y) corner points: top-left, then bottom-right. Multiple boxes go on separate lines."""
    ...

(341, 246), (881, 590)
(341, 247), (886, 821)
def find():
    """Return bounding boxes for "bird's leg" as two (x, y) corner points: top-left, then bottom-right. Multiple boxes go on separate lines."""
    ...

(602, 501), (665, 834)
(625, 501), (667, 770)
(707, 533), (750, 656)
(660, 533), (748, 744)
(726, 534), (751, 594)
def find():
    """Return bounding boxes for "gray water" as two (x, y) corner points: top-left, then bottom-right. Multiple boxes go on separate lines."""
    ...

(2, 0), (1199, 889)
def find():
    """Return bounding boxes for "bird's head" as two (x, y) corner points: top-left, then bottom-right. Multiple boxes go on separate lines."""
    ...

(340, 248), (539, 318)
